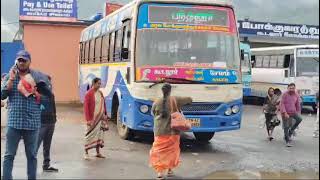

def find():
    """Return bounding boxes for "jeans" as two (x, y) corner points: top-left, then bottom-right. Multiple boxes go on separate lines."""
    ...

(37, 124), (55, 169)
(2, 127), (39, 180)
(282, 114), (303, 142)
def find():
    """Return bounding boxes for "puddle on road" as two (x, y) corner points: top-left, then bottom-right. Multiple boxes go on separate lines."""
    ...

(205, 170), (319, 179)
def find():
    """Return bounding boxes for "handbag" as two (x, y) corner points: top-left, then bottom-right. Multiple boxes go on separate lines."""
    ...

(101, 115), (110, 131)
(270, 116), (281, 127)
(170, 97), (191, 131)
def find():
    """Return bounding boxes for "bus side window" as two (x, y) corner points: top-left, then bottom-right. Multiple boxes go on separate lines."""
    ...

(89, 39), (95, 64)
(121, 23), (131, 61)
(277, 55), (284, 67)
(262, 56), (270, 68)
(85, 41), (90, 64)
(283, 54), (291, 77)
(115, 29), (123, 62)
(101, 35), (109, 63)
(110, 32), (115, 62)
(269, 56), (278, 68)
(283, 54), (290, 68)
(255, 56), (263, 67)
(289, 54), (295, 77)
(95, 37), (102, 63)
(251, 55), (256, 67)
(79, 43), (84, 64)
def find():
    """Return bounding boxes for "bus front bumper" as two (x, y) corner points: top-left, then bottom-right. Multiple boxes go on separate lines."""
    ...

(135, 112), (242, 133)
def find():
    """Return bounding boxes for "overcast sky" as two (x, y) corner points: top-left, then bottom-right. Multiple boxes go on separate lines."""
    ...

(1, 0), (319, 42)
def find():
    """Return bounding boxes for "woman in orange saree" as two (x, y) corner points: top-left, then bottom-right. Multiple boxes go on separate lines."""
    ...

(150, 83), (192, 179)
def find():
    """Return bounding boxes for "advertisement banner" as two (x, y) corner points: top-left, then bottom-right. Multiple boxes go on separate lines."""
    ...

(19, 0), (77, 22)
(137, 67), (238, 84)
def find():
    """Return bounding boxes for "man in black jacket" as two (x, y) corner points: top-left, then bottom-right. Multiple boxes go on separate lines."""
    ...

(37, 76), (58, 172)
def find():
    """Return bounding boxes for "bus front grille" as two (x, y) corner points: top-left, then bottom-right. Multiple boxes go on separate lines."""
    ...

(181, 103), (220, 112)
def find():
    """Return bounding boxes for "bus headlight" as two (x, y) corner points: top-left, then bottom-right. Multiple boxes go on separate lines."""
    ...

(232, 105), (240, 114)
(225, 107), (232, 116)
(140, 105), (149, 114)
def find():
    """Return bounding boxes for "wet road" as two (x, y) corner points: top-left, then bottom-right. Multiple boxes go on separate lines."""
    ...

(1, 105), (319, 179)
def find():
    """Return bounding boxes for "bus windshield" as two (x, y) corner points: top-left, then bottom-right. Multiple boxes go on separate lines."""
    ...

(136, 30), (240, 69)
(296, 48), (319, 77)
(241, 53), (251, 74)
(296, 57), (319, 77)
(135, 4), (240, 83)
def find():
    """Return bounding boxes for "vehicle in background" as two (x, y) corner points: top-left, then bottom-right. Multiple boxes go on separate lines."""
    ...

(251, 45), (319, 111)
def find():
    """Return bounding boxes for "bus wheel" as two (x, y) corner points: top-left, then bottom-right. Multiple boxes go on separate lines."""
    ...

(193, 132), (215, 142)
(116, 106), (133, 140)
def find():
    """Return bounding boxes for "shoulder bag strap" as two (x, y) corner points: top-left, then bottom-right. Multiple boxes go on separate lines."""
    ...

(172, 97), (179, 113)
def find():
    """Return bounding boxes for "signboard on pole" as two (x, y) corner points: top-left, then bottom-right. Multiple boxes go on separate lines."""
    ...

(19, 0), (77, 22)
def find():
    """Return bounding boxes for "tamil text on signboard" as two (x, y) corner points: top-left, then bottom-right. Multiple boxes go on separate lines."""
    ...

(238, 20), (319, 40)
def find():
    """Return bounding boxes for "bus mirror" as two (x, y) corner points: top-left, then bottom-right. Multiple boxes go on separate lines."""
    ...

(240, 50), (245, 60)
(122, 48), (129, 59)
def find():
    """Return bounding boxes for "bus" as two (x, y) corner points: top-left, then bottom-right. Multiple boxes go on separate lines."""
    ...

(240, 42), (252, 97)
(78, 0), (243, 142)
(251, 45), (319, 111)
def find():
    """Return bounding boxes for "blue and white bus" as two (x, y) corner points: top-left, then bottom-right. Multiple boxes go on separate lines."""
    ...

(78, 0), (243, 142)
(240, 42), (252, 97)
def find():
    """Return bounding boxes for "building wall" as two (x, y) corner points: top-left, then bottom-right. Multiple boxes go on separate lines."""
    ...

(23, 23), (85, 103)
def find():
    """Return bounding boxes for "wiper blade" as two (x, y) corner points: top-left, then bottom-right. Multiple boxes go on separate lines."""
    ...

(148, 77), (205, 88)
(148, 79), (166, 88)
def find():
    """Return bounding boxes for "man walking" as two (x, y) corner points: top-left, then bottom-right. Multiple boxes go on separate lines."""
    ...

(1, 50), (49, 179)
(280, 83), (303, 147)
(36, 76), (59, 172)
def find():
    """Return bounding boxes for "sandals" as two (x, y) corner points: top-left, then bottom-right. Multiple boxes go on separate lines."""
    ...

(83, 154), (90, 160)
(155, 169), (173, 179)
(157, 172), (165, 180)
(167, 169), (174, 177)
(96, 154), (106, 158)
